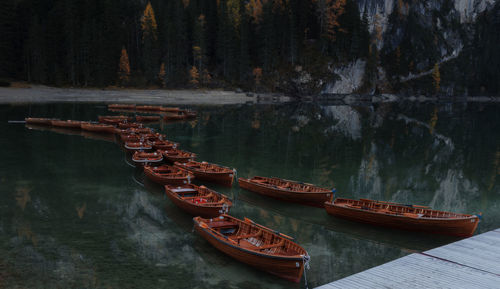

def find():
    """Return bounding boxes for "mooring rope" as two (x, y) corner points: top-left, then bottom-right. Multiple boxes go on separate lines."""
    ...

(302, 254), (311, 289)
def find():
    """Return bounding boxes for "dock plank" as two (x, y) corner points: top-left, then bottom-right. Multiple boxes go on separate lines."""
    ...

(315, 229), (500, 289)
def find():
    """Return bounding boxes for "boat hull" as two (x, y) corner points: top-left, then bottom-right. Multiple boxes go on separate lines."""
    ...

(193, 219), (305, 282)
(324, 202), (480, 237)
(238, 178), (331, 207)
(165, 187), (230, 218)
(144, 166), (192, 186)
(51, 120), (82, 128)
(81, 123), (116, 133)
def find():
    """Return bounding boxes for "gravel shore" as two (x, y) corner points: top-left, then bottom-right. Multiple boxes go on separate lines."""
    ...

(0, 86), (290, 105)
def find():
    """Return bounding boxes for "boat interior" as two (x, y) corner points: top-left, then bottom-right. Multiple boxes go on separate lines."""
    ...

(202, 217), (304, 256)
(334, 198), (472, 219)
(169, 185), (226, 206)
(250, 177), (328, 193)
(180, 161), (232, 173)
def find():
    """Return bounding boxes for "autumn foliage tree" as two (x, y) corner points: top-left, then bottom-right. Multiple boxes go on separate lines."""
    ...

(141, 2), (159, 84)
(432, 63), (440, 94)
(189, 66), (199, 87)
(158, 62), (166, 87)
(118, 47), (131, 86)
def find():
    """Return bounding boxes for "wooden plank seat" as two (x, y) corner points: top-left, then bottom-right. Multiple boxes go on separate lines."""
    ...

(171, 188), (197, 193)
(258, 240), (285, 251)
(230, 231), (263, 241)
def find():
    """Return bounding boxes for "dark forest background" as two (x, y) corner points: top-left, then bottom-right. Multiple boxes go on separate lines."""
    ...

(0, 0), (498, 95)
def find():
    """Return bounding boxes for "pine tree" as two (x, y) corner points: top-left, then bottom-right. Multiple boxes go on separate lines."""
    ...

(158, 62), (166, 87)
(432, 62), (440, 94)
(118, 47), (131, 86)
(189, 66), (199, 87)
(141, 2), (160, 84)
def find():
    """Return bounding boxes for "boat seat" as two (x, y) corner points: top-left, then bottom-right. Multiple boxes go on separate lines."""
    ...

(258, 240), (285, 250)
(171, 188), (197, 193)
(230, 231), (262, 241)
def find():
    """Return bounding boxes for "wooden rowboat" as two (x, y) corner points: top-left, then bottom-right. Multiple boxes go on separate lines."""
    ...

(193, 214), (309, 282)
(124, 141), (152, 152)
(165, 184), (232, 218)
(120, 133), (141, 143)
(132, 150), (163, 166)
(238, 176), (333, 207)
(149, 139), (178, 150)
(163, 112), (185, 121)
(162, 149), (196, 163)
(118, 122), (143, 129)
(108, 104), (136, 110)
(25, 118), (58, 125)
(174, 161), (235, 187)
(144, 165), (194, 185)
(136, 105), (163, 111)
(98, 115), (132, 124)
(116, 127), (153, 136)
(160, 106), (180, 112)
(51, 120), (83, 128)
(81, 122), (116, 133)
(136, 115), (161, 122)
(324, 198), (481, 237)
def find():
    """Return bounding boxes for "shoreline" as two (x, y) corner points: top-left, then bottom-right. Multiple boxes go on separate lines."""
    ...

(1, 86), (499, 105)
(0, 86), (290, 105)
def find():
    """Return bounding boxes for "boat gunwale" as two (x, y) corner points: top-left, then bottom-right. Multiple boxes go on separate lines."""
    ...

(175, 161), (234, 175)
(165, 185), (231, 208)
(325, 199), (479, 221)
(239, 177), (331, 195)
(193, 216), (305, 261)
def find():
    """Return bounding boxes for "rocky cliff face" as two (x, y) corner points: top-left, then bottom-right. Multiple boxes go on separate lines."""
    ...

(323, 0), (499, 95)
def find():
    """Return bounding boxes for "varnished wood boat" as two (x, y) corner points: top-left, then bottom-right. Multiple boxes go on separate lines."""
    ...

(174, 161), (235, 186)
(149, 139), (178, 150)
(98, 115), (132, 124)
(238, 176), (333, 207)
(81, 122), (116, 133)
(193, 214), (309, 282)
(144, 165), (194, 185)
(162, 149), (196, 163)
(119, 133), (141, 142)
(118, 122), (143, 129)
(136, 105), (163, 111)
(116, 127), (153, 136)
(324, 198), (481, 237)
(163, 112), (186, 120)
(140, 132), (166, 142)
(165, 184), (232, 218)
(124, 141), (152, 152)
(160, 106), (180, 112)
(132, 150), (163, 166)
(136, 115), (161, 122)
(108, 103), (136, 110)
(25, 117), (58, 125)
(182, 110), (197, 119)
(51, 119), (83, 128)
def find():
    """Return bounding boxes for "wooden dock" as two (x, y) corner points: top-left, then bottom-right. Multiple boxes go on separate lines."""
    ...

(316, 228), (500, 289)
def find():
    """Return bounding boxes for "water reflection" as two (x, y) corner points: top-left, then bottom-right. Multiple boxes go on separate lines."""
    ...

(0, 102), (499, 288)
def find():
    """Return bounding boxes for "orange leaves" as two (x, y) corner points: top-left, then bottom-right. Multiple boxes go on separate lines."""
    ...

(118, 47), (130, 84)
(246, 0), (264, 23)
(325, 0), (346, 41)
(252, 67), (263, 86)
(141, 2), (158, 41)
(432, 63), (440, 94)
(189, 66), (199, 87)
(158, 63), (166, 87)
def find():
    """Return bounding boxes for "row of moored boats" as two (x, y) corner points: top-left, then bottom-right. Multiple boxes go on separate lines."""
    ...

(24, 103), (482, 284)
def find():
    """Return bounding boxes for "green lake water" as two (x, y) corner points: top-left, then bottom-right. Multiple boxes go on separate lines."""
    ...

(0, 102), (499, 288)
